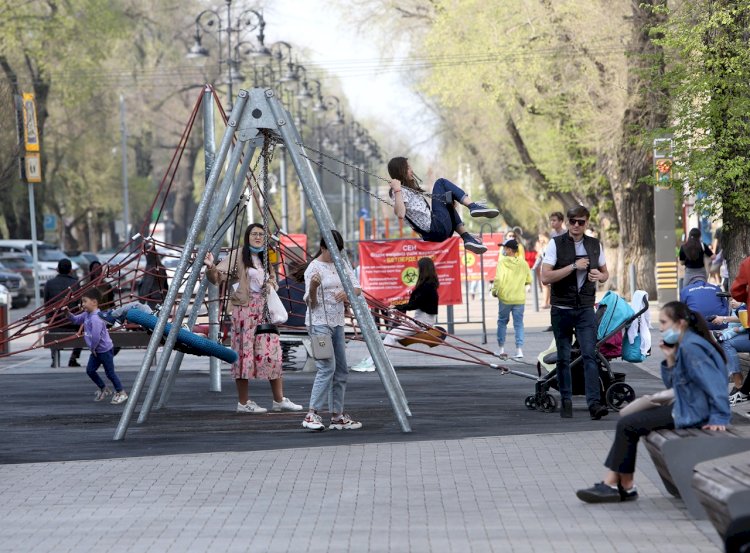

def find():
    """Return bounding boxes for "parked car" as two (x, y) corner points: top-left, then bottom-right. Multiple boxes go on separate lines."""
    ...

(65, 251), (100, 278)
(0, 253), (56, 290)
(0, 267), (29, 308)
(0, 240), (81, 277)
(0, 283), (10, 307)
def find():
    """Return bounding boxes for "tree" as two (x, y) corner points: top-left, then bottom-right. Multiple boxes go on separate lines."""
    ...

(658, 0), (750, 276)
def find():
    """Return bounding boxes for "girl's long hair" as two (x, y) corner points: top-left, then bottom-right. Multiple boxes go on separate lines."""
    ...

(415, 257), (439, 289)
(387, 157), (424, 192)
(289, 230), (345, 283)
(242, 223), (267, 270)
(661, 301), (727, 363)
(683, 228), (703, 262)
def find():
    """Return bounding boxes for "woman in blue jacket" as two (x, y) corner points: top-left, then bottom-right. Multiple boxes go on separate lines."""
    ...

(576, 301), (731, 503)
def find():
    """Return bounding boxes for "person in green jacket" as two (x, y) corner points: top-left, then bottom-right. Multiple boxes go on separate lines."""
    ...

(492, 239), (532, 358)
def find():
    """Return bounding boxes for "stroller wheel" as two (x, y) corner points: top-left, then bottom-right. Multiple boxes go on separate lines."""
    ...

(525, 395), (537, 410)
(539, 393), (557, 413)
(605, 382), (635, 411)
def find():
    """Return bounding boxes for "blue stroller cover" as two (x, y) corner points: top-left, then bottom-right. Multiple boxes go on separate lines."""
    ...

(596, 291), (635, 340)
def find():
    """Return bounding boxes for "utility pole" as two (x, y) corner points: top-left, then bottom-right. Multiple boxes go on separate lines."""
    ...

(119, 95), (131, 245)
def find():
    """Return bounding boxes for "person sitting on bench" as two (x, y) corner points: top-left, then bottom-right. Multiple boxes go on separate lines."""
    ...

(352, 257), (439, 372)
(576, 301), (731, 504)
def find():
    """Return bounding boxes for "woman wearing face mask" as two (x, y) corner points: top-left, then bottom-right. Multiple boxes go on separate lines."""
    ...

(576, 301), (731, 503)
(204, 223), (302, 415)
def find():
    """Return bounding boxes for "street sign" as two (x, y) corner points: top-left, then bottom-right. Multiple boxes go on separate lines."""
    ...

(21, 93), (40, 152)
(24, 153), (42, 183)
(43, 214), (57, 231)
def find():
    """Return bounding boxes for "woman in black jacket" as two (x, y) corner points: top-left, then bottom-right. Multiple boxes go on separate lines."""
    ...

(352, 257), (439, 371)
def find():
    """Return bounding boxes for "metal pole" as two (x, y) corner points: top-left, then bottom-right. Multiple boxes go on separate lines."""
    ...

(464, 253), (470, 322)
(119, 95), (130, 244)
(28, 184), (41, 308)
(203, 87), (221, 393)
(137, 131), (250, 424)
(280, 150), (289, 232)
(480, 253), (486, 344)
(157, 148), (255, 408)
(532, 270), (540, 312)
(266, 91), (411, 431)
(114, 91), (249, 440)
(225, 0), (233, 111)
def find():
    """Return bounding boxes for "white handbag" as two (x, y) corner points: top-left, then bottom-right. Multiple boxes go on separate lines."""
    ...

(266, 287), (289, 325)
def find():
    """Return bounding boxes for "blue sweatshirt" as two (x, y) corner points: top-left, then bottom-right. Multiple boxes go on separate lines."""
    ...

(661, 330), (731, 427)
(68, 309), (114, 354)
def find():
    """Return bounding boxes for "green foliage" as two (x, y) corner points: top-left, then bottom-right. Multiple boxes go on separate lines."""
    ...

(654, 0), (750, 226)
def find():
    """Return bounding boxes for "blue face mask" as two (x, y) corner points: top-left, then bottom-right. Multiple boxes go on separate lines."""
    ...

(661, 326), (681, 345)
(249, 246), (265, 254)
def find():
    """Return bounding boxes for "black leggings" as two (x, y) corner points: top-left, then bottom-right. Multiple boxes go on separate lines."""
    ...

(604, 404), (675, 474)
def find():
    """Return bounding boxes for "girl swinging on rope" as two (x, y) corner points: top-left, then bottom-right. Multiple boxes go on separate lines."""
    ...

(387, 157), (499, 254)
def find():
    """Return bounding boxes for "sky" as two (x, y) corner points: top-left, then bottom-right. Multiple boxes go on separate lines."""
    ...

(262, 0), (439, 159)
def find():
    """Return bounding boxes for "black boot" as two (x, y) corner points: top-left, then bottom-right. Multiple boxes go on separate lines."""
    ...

(560, 398), (573, 418)
(589, 402), (609, 420)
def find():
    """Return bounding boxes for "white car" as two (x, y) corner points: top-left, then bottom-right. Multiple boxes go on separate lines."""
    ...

(0, 240), (81, 278)
(0, 284), (10, 307)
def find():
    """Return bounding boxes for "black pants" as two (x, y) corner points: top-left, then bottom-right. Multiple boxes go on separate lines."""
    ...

(604, 403), (674, 474)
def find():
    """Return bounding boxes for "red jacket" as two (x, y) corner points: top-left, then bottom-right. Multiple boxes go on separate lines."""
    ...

(731, 256), (750, 303)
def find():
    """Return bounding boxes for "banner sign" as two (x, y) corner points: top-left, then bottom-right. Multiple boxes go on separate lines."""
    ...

(358, 237), (462, 305)
(276, 233), (308, 277)
(22, 93), (40, 152)
(459, 232), (503, 282)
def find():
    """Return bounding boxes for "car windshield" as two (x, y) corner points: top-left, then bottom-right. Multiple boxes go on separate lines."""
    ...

(0, 258), (27, 269)
(37, 248), (66, 262)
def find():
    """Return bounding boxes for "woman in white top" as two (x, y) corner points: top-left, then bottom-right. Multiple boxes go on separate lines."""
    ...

(292, 230), (363, 431)
(204, 223), (302, 415)
(387, 157), (499, 255)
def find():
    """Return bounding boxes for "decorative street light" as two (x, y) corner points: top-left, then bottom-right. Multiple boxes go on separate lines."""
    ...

(186, 1), (267, 109)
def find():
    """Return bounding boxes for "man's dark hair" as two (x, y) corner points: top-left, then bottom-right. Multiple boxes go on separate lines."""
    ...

(57, 258), (72, 274)
(82, 287), (102, 303)
(550, 211), (564, 221)
(566, 205), (590, 220)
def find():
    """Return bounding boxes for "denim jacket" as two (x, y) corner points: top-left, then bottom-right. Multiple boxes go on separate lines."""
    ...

(660, 330), (731, 427)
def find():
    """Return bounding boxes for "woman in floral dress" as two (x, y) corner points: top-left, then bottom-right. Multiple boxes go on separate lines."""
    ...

(204, 223), (302, 414)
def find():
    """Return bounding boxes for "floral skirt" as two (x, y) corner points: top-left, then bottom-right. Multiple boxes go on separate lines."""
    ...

(230, 293), (282, 380)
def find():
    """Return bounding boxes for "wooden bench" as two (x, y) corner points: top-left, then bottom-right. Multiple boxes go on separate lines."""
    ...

(644, 425), (750, 518)
(692, 451), (750, 541)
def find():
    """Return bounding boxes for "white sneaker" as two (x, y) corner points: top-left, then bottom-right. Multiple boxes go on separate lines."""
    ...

(514, 349), (524, 359)
(110, 391), (128, 405)
(729, 391), (749, 406)
(494, 347), (505, 357)
(94, 387), (113, 402)
(302, 412), (325, 431)
(329, 413), (363, 430)
(351, 357), (376, 372)
(237, 401), (268, 414)
(272, 397), (303, 412)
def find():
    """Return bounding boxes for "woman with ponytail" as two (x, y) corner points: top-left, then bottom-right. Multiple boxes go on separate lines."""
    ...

(576, 301), (731, 504)
(679, 227), (714, 285)
(296, 230), (363, 431)
(204, 223), (302, 415)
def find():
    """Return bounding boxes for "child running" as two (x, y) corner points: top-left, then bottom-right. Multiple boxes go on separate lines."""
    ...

(64, 288), (128, 404)
(387, 157), (499, 254)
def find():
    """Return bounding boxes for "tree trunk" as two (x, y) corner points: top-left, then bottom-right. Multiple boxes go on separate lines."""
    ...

(609, 1), (667, 299)
(170, 142), (200, 244)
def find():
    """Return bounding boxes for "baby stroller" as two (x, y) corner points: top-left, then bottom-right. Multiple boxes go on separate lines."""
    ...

(521, 291), (649, 413)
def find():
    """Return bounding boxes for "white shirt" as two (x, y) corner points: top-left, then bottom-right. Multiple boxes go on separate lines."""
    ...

(398, 187), (431, 233)
(303, 258), (360, 327)
(543, 237), (606, 292)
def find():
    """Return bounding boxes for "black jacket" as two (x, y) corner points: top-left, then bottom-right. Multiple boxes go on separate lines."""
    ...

(550, 233), (601, 308)
(43, 274), (80, 321)
(397, 281), (439, 315)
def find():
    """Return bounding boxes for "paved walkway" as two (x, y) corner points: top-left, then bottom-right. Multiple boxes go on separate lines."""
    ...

(0, 294), (742, 552)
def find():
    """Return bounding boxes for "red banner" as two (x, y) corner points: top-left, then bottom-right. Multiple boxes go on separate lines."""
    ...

(277, 233), (308, 277)
(358, 237), (462, 305)
(459, 232), (503, 282)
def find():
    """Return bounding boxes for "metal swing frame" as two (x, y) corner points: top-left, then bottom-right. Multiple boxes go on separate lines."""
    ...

(114, 88), (411, 440)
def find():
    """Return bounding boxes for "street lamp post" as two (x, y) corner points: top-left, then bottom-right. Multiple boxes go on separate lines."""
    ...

(186, 1), (267, 109)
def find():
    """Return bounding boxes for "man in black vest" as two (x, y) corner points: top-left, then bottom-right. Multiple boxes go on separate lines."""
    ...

(541, 206), (609, 419)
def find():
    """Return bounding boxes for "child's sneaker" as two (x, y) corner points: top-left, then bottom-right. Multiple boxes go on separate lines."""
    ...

(94, 387), (113, 402)
(462, 234), (488, 255)
(272, 397), (303, 412)
(729, 391), (749, 406)
(302, 411), (325, 431)
(494, 346), (505, 357)
(329, 413), (363, 430)
(351, 357), (376, 372)
(110, 391), (128, 405)
(468, 202), (499, 219)
(237, 400), (268, 414)
(514, 348), (524, 359)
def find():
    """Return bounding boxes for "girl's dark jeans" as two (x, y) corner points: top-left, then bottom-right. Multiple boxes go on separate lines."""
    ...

(420, 178), (468, 242)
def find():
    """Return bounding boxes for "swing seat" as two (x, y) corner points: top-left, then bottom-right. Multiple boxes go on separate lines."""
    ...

(398, 326), (447, 348)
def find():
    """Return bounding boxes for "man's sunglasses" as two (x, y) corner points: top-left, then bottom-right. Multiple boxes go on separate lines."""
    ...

(568, 218), (587, 226)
